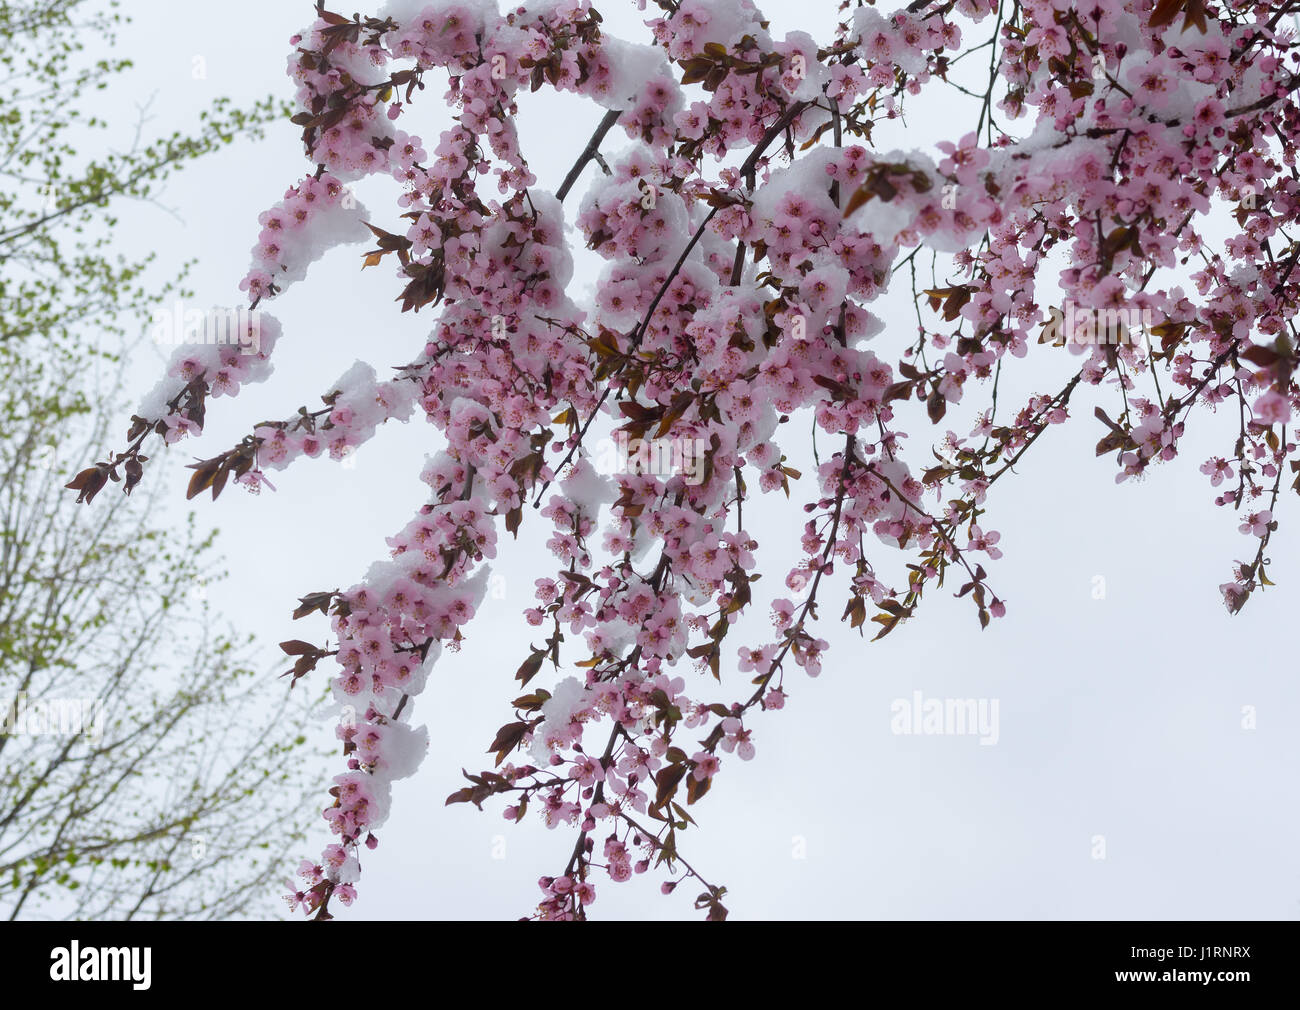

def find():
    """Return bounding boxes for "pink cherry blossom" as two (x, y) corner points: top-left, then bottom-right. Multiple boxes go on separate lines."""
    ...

(71, 0), (1300, 922)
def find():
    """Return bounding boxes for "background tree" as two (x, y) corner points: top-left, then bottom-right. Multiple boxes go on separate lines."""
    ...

(1, 0), (324, 919)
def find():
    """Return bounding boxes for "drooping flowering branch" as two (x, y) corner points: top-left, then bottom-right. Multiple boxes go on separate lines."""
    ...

(70, 0), (1300, 919)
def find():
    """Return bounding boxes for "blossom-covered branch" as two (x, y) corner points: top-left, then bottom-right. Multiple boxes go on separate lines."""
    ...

(71, 0), (1300, 919)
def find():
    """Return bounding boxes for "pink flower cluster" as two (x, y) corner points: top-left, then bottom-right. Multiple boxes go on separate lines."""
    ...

(78, 0), (1300, 919)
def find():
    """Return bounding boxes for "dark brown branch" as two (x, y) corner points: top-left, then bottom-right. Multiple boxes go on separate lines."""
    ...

(556, 108), (623, 203)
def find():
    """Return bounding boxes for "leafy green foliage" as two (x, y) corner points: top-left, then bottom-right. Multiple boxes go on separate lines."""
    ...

(0, 0), (323, 920)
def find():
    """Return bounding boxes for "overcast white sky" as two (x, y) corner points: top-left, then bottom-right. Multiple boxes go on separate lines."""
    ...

(79, 0), (1300, 919)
